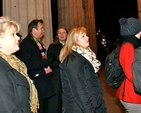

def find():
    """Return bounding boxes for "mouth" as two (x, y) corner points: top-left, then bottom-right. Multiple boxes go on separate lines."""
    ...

(17, 42), (20, 45)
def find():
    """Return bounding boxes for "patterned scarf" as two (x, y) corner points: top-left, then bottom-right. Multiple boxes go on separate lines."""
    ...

(33, 37), (52, 74)
(0, 51), (39, 113)
(72, 46), (101, 73)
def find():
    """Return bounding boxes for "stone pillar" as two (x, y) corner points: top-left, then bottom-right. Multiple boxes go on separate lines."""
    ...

(84, 0), (97, 54)
(58, 0), (85, 31)
(58, 0), (97, 54)
(137, 0), (141, 20)
(3, 0), (53, 48)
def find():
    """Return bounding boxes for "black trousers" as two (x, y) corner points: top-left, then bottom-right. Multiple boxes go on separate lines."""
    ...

(38, 98), (48, 113)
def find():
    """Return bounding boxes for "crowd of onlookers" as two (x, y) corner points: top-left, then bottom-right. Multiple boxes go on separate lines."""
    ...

(0, 15), (141, 113)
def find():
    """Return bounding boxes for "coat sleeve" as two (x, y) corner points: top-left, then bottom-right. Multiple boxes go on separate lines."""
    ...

(119, 42), (134, 82)
(65, 56), (95, 113)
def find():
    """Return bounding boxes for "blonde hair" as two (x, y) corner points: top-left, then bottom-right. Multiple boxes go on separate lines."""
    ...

(59, 26), (86, 63)
(0, 16), (20, 38)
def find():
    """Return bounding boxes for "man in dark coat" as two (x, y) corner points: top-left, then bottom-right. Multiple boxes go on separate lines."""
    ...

(19, 19), (55, 113)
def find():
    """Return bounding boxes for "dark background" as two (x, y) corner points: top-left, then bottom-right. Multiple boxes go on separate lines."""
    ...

(0, 1), (2, 16)
(94, 0), (138, 37)
(51, 0), (58, 39)
(94, 0), (138, 61)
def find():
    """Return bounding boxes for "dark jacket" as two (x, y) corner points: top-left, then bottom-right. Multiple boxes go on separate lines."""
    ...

(0, 57), (31, 113)
(59, 51), (107, 113)
(47, 42), (63, 68)
(19, 34), (55, 99)
(47, 42), (63, 113)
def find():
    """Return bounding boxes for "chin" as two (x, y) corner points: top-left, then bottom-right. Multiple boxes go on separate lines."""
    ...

(15, 47), (20, 51)
(84, 46), (89, 49)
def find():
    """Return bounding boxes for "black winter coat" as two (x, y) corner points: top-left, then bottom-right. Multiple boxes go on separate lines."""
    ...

(47, 42), (63, 112)
(0, 57), (31, 113)
(47, 42), (63, 68)
(19, 34), (55, 99)
(60, 51), (107, 113)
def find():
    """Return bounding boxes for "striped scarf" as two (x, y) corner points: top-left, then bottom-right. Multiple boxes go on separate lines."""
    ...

(33, 37), (52, 74)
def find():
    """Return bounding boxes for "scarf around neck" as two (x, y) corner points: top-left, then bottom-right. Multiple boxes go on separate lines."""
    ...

(33, 37), (52, 74)
(121, 35), (141, 49)
(0, 51), (39, 113)
(72, 46), (101, 73)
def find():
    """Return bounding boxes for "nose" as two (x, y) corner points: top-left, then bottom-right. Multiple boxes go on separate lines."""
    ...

(60, 33), (64, 36)
(16, 33), (22, 40)
(16, 35), (20, 40)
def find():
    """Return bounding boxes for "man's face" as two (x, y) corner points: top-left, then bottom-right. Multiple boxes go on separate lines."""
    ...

(34, 22), (45, 38)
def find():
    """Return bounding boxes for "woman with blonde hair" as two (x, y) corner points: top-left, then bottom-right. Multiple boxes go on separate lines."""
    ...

(59, 27), (107, 113)
(0, 16), (39, 113)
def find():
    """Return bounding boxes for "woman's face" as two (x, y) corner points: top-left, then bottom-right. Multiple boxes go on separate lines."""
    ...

(0, 27), (20, 55)
(77, 32), (89, 48)
(57, 28), (67, 42)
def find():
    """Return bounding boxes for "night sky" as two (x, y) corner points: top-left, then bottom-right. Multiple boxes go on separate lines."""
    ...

(94, 0), (138, 37)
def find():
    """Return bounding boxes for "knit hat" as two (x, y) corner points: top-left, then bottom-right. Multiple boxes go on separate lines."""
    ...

(119, 17), (141, 36)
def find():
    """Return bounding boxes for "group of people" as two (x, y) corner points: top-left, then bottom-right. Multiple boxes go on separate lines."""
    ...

(0, 16), (107, 113)
(19, 19), (69, 113)
(0, 15), (141, 113)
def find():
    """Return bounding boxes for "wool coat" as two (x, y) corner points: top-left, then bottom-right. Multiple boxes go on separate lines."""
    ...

(19, 34), (55, 99)
(0, 57), (31, 113)
(59, 51), (107, 113)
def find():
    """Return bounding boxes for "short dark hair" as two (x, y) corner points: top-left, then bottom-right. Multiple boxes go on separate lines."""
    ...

(28, 19), (43, 33)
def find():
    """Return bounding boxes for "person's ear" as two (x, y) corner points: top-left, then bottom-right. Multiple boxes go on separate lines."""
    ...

(32, 28), (37, 32)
